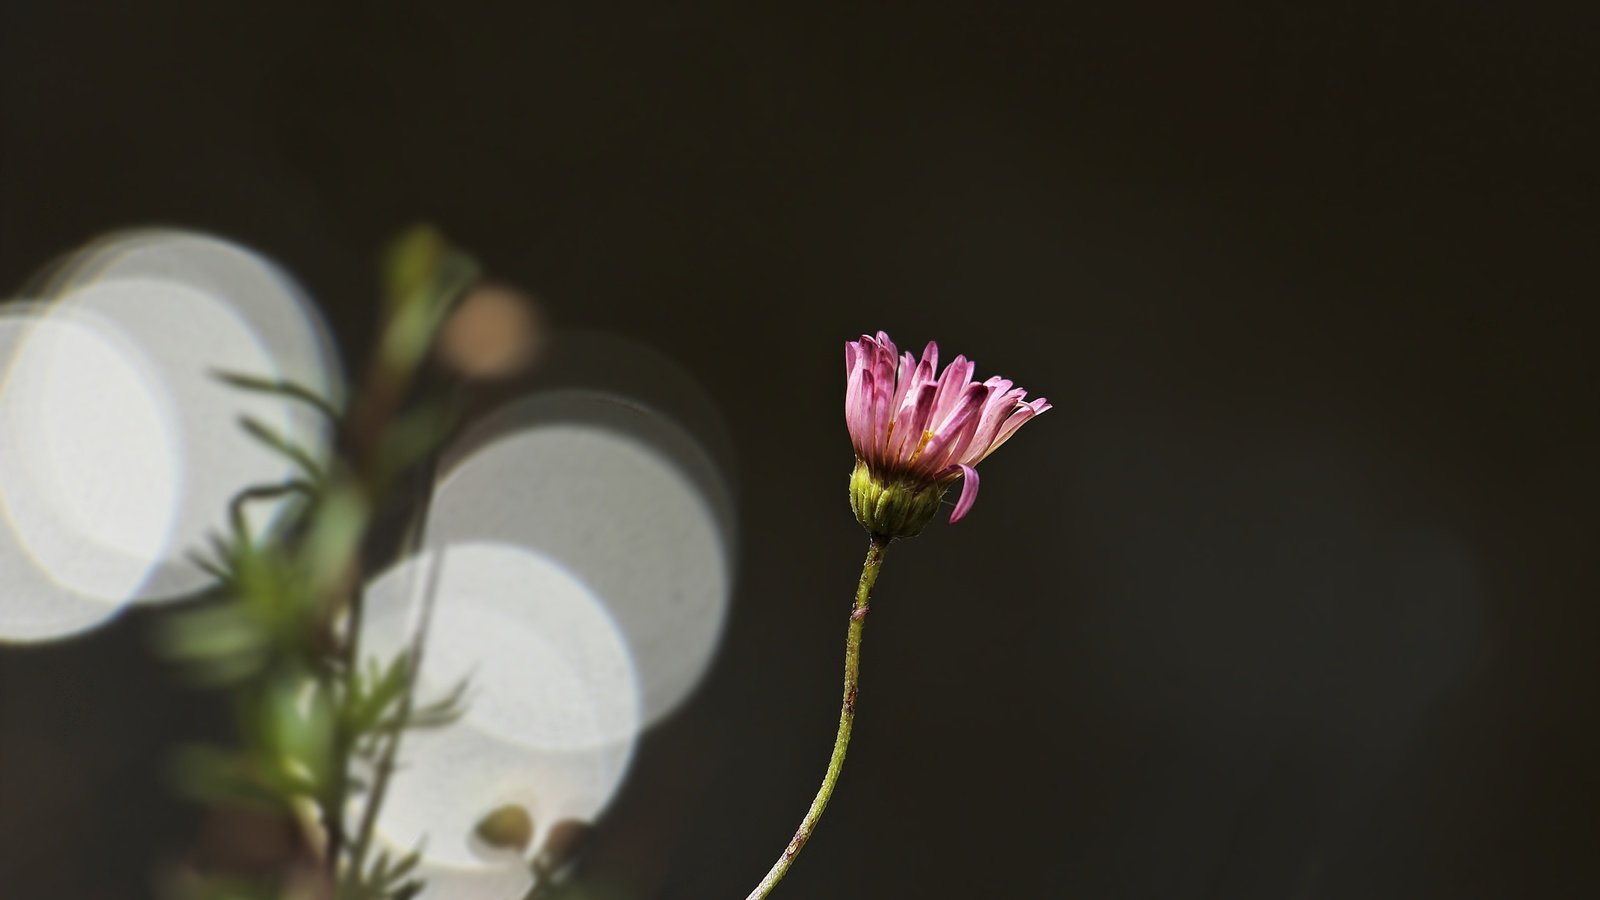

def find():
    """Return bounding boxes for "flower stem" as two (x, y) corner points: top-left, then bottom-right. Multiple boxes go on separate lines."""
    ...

(744, 533), (891, 900)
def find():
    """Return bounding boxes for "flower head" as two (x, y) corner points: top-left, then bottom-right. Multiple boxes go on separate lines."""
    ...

(845, 331), (1049, 538)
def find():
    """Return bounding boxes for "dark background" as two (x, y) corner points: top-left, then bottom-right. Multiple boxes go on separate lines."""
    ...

(1, 2), (1595, 898)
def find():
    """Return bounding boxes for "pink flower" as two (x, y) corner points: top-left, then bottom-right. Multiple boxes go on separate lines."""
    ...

(845, 331), (1049, 532)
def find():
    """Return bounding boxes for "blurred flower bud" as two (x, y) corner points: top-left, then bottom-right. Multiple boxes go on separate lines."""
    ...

(474, 803), (535, 853)
(437, 281), (542, 379)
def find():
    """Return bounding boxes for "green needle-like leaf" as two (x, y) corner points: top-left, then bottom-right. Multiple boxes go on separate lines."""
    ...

(212, 370), (342, 425)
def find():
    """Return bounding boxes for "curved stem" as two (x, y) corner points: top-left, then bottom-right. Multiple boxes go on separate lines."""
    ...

(745, 534), (891, 900)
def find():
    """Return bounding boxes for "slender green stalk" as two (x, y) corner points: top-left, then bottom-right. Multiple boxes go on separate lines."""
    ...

(343, 470), (449, 889)
(745, 534), (891, 900)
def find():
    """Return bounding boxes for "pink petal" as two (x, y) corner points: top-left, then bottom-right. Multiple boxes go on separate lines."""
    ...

(870, 338), (897, 383)
(948, 463), (980, 524)
(964, 387), (1029, 462)
(982, 397), (1051, 458)
(847, 332), (1045, 503)
(894, 351), (938, 425)
(890, 383), (938, 462)
(928, 355), (975, 425)
(844, 356), (867, 437)
(849, 367), (876, 452)
(888, 350), (917, 420)
(918, 383), (989, 473)
(868, 346), (896, 443)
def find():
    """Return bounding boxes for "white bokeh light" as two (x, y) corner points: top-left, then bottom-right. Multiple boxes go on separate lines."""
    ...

(358, 367), (735, 896)
(372, 720), (631, 875)
(396, 861), (534, 900)
(0, 230), (341, 641)
(427, 391), (733, 735)
(52, 277), (305, 597)
(0, 306), (175, 639)
(360, 543), (638, 876)
(362, 542), (640, 754)
(47, 229), (343, 412)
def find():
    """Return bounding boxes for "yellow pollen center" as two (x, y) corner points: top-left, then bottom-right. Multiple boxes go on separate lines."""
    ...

(906, 429), (936, 464)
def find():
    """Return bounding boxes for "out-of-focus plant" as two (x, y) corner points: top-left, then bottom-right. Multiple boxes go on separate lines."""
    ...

(159, 226), (484, 900)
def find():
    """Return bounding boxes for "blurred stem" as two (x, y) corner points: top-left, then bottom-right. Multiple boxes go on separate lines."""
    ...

(320, 367), (405, 876)
(325, 301), (454, 878)
(342, 443), (450, 891)
(744, 534), (890, 900)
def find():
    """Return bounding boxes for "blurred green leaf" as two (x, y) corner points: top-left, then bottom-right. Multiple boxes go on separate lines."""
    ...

(228, 480), (318, 548)
(187, 548), (234, 585)
(159, 604), (274, 686)
(212, 370), (342, 425)
(341, 843), (425, 900)
(377, 224), (480, 375)
(375, 400), (456, 485)
(168, 745), (288, 812)
(340, 655), (412, 739)
(260, 674), (336, 797)
(402, 676), (470, 731)
(380, 225), (447, 313)
(303, 484), (369, 599)
(339, 654), (469, 748)
(238, 416), (327, 485)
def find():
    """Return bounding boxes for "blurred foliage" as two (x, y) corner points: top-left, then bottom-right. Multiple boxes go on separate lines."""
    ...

(159, 226), (482, 900)
(379, 225), (481, 380)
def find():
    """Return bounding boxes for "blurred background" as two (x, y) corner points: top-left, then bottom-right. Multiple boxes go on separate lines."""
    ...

(0, 2), (1595, 898)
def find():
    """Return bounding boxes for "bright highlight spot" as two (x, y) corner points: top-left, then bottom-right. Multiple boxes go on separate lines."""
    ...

(359, 345), (736, 894)
(54, 277), (308, 596)
(41, 229), (342, 411)
(362, 542), (640, 753)
(0, 307), (171, 640)
(0, 229), (342, 642)
(360, 543), (638, 873)
(0, 307), (181, 600)
(427, 390), (734, 734)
